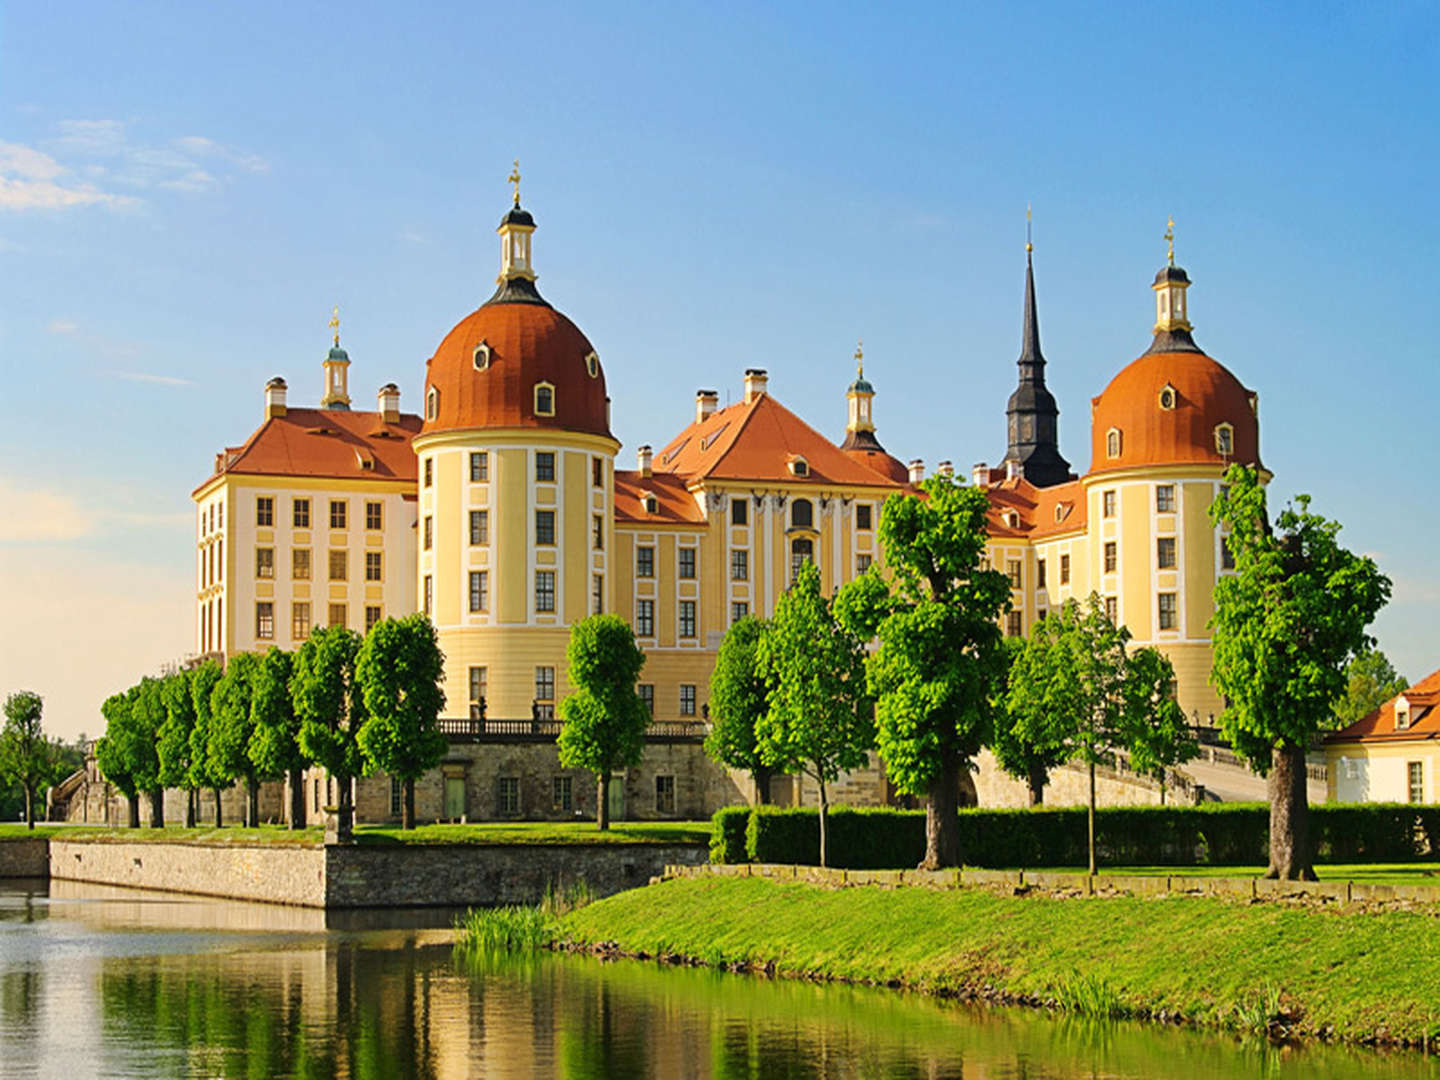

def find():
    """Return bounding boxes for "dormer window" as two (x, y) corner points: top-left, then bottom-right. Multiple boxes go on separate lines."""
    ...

(585, 351), (598, 378)
(1396, 698), (1411, 730)
(1214, 422), (1234, 456)
(1003, 510), (1019, 529)
(534, 382), (555, 417)
(642, 492), (658, 514)
(1159, 384), (1177, 410)
(425, 386), (439, 421)
(473, 342), (491, 371)
(788, 456), (810, 477)
(1106, 428), (1122, 459)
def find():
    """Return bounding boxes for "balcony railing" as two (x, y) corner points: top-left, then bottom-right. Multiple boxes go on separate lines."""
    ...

(437, 717), (708, 744)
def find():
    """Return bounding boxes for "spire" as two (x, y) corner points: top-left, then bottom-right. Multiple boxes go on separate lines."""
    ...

(329, 305), (340, 347)
(321, 304), (351, 410)
(1019, 247), (1043, 375)
(1001, 221), (1071, 487)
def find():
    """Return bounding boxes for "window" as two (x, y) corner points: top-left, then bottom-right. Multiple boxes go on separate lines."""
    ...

(470, 510), (489, 545)
(636, 545), (654, 577)
(256, 547), (274, 579)
(330, 500), (347, 529)
(535, 452), (555, 482)
(425, 386), (438, 421)
(790, 458), (810, 477)
(679, 600), (696, 638)
(731, 498), (748, 526)
(791, 499), (813, 529)
(1060, 553), (1071, 585)
(534, 382), (555, 416)
(1215, 423), (1234, 456)
(314, 778), (321, 812)
(423, 458), (433, 488)
(655, 775), (676, 815)
(592, 574), (603, 615)
(293, 498), (310, 528)
(256, 602), (274, 640)
(469, 571), (489, 613)
(1106, 428), (1122, 459)
(1006, 611), (1022, 637)
(857, 553), (873, 574)
(498, 777), (520, 816)
(535, 570), (555, 612)
(1158, 592), (1177, 630)
(329, 603), (346, 628)
(593, 514), (604, 550)
(218, 503), (223, 528)
(731, 601), (749, 624)
(1102, 490), (1116, 518)
(292, 602), (311, 640)
(473, 341), (490, 371)
(469, 666), (487, 719)
(365, 605), (382, 631)
(636, 599), (654, 637)
(1007, 560), (1022, 589)
(1220, 535), (1235, 570)
(1037, 559), (1047, 589)
(470, 452), (489, 482)
(553, 776), (573, 812)
(256, 496), (274, 527)
(1104, 596), (1118, 622)
(639, 684), (655, 716)
(679, 548), (696, 579)
(1156, 485), (1176, 513)
(644, 495), (658, 514)
(329, 549), (347, 581)
(366, 501), (383, 530)
(365, 551), (382, 581)
(423, 575), (433, 616)
(790, 538), (813, 584)
(1104, 542), (1117, 573)
(390, 776), (403, 818)
(1157, 537), (1177, 569)
(856, 504), (873, 531)
(1159, 384), (1177, 410)
(535, 666), (555, 719)
(424, 515), (433, 550)
(535, 510), (555, 545)
(585, 351), (599, 378)
(1409, 762), (1425, 804)
(293, 548), (311, 580)
(679, 685), (696, 716)
(730, 549), (748, 581)
(592, 457), (603, 487)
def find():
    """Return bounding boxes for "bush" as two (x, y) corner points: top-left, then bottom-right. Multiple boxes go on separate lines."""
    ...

(719, 802), (1440, 869)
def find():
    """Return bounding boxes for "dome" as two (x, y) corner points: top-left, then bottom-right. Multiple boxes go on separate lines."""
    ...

(501, 205), (535, 228)
(422, 299), (612, 438)
(843, 446), (910, 484)
(1153, 264), (1190, 285)
(1089, 349), (1259, 474)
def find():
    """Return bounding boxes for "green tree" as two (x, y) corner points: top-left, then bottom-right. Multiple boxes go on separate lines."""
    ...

(356, 614), (447, 829)
(1210, 464), (1391, 880)
(1336, 648), (1409, 727)
(188, 659), (227, 826)
(248, 647), (308, 829)
(758, 560), (873, 867)
(703, 616), (776, 804)
(834, 476), (1011, 869)
(96, 690), (142, 828)
(991, 636), (1069, 806)
(292, 626), (368, 833)
(557, 614), (649, 830)
(0, 692), (61, 829)
(129, 678), (167, 827)
(209, 652), (263, 827)
(1123, 646), (1197, 805)
(157, 670), (199, 826)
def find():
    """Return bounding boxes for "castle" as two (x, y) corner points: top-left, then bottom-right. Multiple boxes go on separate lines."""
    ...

(181, 186), (1262, 824)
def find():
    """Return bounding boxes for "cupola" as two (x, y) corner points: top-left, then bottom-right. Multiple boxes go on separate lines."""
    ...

(498, 159), (536, 285)
(1153, 217), (1193, 335)
(838, 341), (909, 483)
(321, 307), (351, 410)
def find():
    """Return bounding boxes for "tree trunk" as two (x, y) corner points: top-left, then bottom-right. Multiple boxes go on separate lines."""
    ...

(921, 752), (963, 869)
(213, 787), (223, 828)
(185, 789), (197, 828)
(127, 794), (140, 829)
(402, 777), (416, 830)
(338, 775), (354, 836)
(289, 767), (306, 830)
(150, 788), (164, 828)
(753, 765), (773, 806)
(1026, 763), (1047, 807)
(1087, 758), (1097, 876)
(246, 780), (260, 828)
(597, 772), (610, 831)
(23, 786), (34, 830)
(1266, 741), (1316, 880)
(817, 775), (830, 869)
(1159, 775), (1167, 806)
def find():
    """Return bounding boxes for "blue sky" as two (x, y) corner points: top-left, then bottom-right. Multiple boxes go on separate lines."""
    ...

(1, 3), (1436, 739)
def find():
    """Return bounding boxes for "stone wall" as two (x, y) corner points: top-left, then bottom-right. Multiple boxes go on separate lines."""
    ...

(59, 776), (286, 826)
(49, 840), (327, 906)
(971, 749), (1201, 809)
(0, 838), (48, 877)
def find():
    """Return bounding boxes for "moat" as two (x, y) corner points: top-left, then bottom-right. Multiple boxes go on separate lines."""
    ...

(1, 880), (1435, 1079)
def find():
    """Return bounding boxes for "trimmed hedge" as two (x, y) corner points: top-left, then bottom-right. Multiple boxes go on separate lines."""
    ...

(721, 803), (1440, 869)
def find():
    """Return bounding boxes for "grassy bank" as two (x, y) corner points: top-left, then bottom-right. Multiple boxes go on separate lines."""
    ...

(558, 875), (1440, 1045)
(0, 821), (708, 846)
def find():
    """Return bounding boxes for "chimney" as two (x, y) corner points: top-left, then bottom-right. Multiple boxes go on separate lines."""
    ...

(377, 383), (401, 424)
(1006, 458), (1022, 482)
(908, 459), (925, 484)
(936, 460), (954, 479)
(695, 389), (719, 424)
(265, 377), (288, 419)
(637, 444), (653, 478)
(743, 368), (768, 403)
(971, 462), (989, 488)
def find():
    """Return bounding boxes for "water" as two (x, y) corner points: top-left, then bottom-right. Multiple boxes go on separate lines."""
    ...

(1, 880), (1435, 1079)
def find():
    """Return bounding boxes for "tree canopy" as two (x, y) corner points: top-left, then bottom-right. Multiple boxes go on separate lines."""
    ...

(187, 659), (227, 825)
(293, 625), (368, 823)
(0, 691), (61, 829)
(991, 635), (1070, 806)
(209, 652), (263, 825)
(249, 647), (308, 829)
(1335, 649), (1409, 728)
(703, 616), (775, 804)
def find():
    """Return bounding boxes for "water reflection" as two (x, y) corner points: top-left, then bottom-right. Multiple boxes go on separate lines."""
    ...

(1, 881), (1437, 1080)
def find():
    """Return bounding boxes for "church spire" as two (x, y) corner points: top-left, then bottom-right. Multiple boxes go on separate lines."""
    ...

(1001, 216), (1071, 487)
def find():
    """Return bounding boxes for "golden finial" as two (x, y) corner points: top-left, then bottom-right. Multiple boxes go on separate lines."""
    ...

(507, 159), (522, 206)
(1026, 203), (1033, 254)
(329, 305), (340, 347)
(854, 339), (864, 378)
(1165, 216), (1175, 266)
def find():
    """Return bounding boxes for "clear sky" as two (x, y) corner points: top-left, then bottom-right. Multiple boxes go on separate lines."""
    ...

(1, 3), (1436, 741)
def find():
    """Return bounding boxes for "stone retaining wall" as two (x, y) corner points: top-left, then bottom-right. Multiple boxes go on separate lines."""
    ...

(0, 838), (49, 878)
(49, 841), (327, 906)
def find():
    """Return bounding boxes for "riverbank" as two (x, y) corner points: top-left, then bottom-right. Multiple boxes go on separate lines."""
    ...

(0, 821), (709, 845)
(557, 874), (1440, 1048)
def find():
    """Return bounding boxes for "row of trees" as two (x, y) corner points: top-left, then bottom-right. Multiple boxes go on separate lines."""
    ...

(95, 614), (446, 830)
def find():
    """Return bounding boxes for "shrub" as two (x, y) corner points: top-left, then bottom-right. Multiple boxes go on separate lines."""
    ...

(710, 806), (750, 864)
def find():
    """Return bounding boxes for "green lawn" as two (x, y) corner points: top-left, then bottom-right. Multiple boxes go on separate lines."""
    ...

(560, 874), (1440, 1044)
(1071, 864), (1440, 887)
(0, 820), (709, 846)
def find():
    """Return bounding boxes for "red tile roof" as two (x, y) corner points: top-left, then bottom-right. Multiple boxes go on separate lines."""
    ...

(982, 476), (1087, 540)
(1326, 668), (1440, 744)
(614, 470), (706, 524)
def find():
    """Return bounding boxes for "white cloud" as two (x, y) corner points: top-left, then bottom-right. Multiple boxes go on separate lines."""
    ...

(114, 371), (195, 387)
(47, 319), (79, 336)
(0, 478), (91, 542)
(0, 141), (65, 181)
(0, 139), (137, 212)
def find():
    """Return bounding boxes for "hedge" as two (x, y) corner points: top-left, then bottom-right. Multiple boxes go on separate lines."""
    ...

(713, 803), (1440, 869)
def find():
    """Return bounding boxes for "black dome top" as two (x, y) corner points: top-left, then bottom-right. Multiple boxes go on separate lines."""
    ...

(1154, 264), (1190, 285)
(501, 205), (535, 228)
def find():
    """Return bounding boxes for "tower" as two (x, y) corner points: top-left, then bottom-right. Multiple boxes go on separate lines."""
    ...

(837, 341), (909, 482)
(321, 307), (352, 410)
(1001, 226), (1071, 487)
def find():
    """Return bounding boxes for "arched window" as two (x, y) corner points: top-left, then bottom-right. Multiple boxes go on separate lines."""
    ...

(791, 498), (813, 530)
(534, 382), (555, 417)
(1106, 428), (1122, 459)
(1214, 422), (1234, 456)
(789, 538), (813, 585)
(473, 341), (491, 371)
(425, 386), (439, 421)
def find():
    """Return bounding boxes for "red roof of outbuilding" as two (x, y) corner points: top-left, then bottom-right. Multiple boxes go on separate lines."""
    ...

(1326, 669), (1440, 744)
(613, 471), (706, 524)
